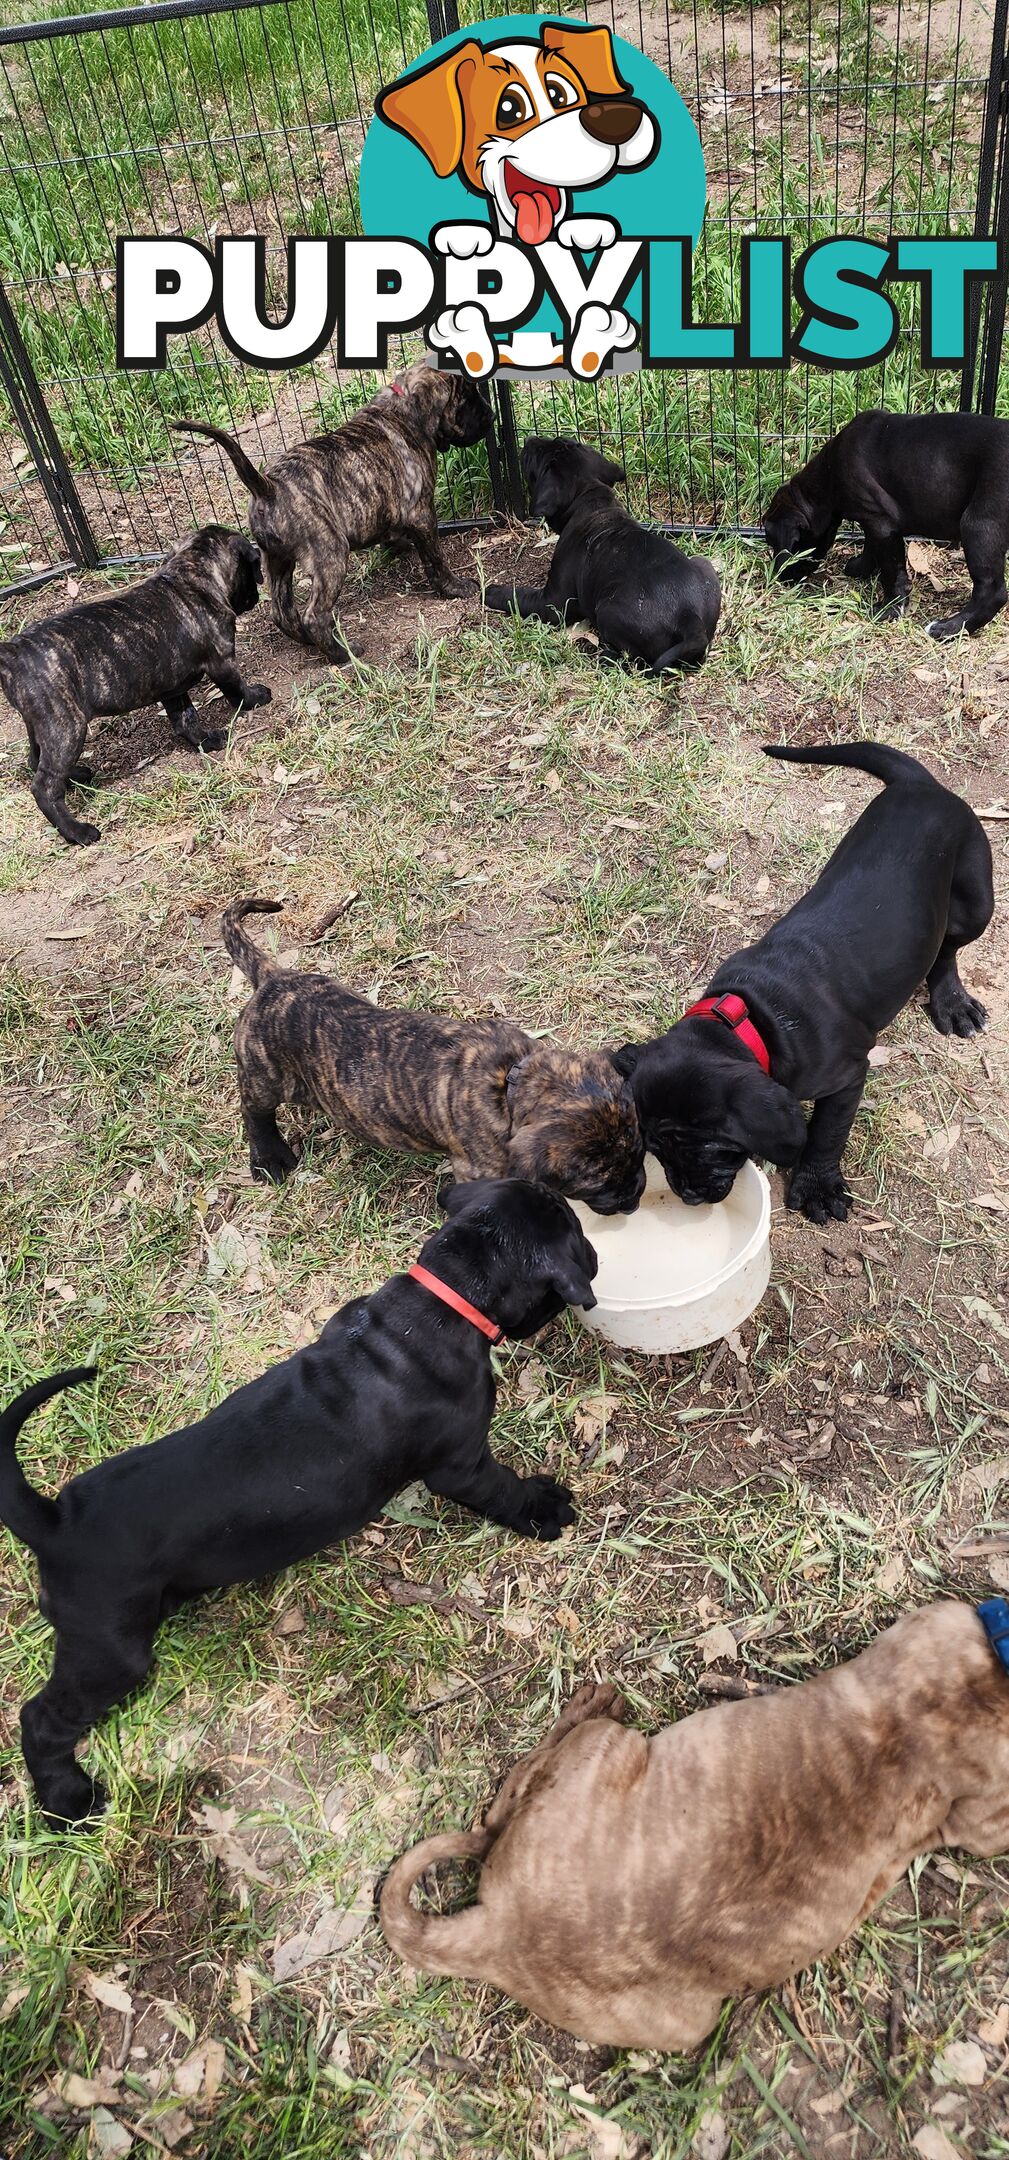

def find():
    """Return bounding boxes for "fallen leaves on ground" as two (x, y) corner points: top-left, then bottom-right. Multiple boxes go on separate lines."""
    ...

(272, 1892), (371, 1980)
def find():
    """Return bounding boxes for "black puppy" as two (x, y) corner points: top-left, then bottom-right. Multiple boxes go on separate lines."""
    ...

(484, 438), (721, 672)
(0, 1179), (596, 1826)
(764, 410), (1009, 640)
(614, 743), (992, 1224)
(0, 526), (269, 846)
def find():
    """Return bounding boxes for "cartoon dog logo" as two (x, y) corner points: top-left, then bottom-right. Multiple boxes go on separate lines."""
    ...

(376, 21), (658, 375)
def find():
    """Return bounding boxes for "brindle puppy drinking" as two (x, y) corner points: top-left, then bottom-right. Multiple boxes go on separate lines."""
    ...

(173, 364), (491, 660)
(0, 526), (268, 846)
(224, 898), (645, 1216)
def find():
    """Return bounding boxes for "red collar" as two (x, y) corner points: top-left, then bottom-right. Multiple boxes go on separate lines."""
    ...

(681, 993), (771, 1075)
(389, 381), (406, 397)
(407, 1264), (503, 1343)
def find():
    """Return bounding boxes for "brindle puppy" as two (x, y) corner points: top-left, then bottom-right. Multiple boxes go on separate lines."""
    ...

(0, 526), (268, 846)
(224, 898), (645, 1216)
(173, 364), (491, 660)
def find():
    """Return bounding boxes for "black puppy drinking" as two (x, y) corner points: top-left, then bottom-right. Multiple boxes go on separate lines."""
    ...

(763, 410), (1009, 639)
(485, 438), (721, 672)
(0, 526), (269, 845)
(0, 1180), (596, 1827)
(615, 743), (992, 1224)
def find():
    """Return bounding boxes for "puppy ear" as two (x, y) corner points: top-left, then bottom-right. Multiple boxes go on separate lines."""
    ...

(525, 456), (566, 522)
(437, 1176), (460, 1214)
(733, 1075), (807, 1167)
(376, 41), (481, 177)
(610, 1042), (643, 1078)
(541, 21), (629, 98)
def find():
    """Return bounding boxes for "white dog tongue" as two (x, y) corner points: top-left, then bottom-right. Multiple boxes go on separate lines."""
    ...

(515, 189), (555, 246)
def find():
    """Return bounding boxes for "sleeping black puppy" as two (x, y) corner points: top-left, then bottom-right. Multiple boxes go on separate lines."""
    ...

(484, 438), (721, 672)
(614, 743), (992, 1225)
(763, 410), (1009, 639)
(0, 1179), (596, 1827)
(0, 525), (269, 845)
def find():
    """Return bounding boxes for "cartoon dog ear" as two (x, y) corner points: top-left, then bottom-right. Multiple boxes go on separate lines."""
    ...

(541, 21), (630, 99)
(610, 1042), (643, 1078)
(732, 1074), (808, 1168)
(376, 41), (482, 177)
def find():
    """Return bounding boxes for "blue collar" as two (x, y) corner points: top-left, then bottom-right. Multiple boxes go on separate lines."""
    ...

(977, 1598), (1009, 1676)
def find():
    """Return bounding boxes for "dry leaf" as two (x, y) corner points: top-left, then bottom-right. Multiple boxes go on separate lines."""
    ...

(568, 2084), (635, 2160)
(874, 1553), (906, 1596)
(501, 1607), (536, 1640)
(275, 1605), (305, 1637)
(754, 875), (770, 898)
(543, 768), (562, 793)
(962, 1453), (1009, 1500)
(963, 1296), (1009, 1341)
(867, 1045), (891, 1067)
(230, 1965), (255, 2023)
(906, 540), (944, 589)
(978, 2002), (1009, 2048)
(83, 1973), (133, 2017)
(0, 1985), (29, 2021)
(91, 2109), (133, 2156)
(155, 2111), (194, 2149)
(932, 2039), (986, 2087)
(172, 2052), (207, 2100)
(205, 1222), (250, 1282)
(272, 1894), (370, 1980)
(202, 2039), (226, 2104)
(913, 2127), (962, 2160)
(704, 850), (728, 871)
(923, 1122), (960, 1164)
(698, 1623), (737, 1666)
(972, 1192), (1009, 1214)
(988, 1555), (1009, 1591)
(56, 2070), (123, 2108)
(692, 2108), (729, 2158)
(810, 2091), (846, 2117)
(195, 1803), (275, 1889)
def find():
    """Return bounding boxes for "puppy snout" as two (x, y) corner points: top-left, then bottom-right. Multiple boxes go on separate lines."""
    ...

(580, 98), (643, 146)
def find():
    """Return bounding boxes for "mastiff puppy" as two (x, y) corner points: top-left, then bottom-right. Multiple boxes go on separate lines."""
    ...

(174, 363), (491, 660)
(763, 409), (1009, 639)
(614, 741), (992, 1224)
(224, 898), (645, 1216)
(1, 1177), (596, 1824)
(484, 437), (721, 672)
(0, 525), (268, 846)
(381, 1600), (1009, 2048)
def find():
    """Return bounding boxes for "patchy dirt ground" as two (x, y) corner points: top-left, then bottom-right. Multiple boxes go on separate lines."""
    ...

(2, 530), (1009, 2159)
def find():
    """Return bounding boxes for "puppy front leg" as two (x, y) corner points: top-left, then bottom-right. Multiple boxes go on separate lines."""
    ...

(426, 1437), (574, 1542)
(867, 532), (911, 621)
(484, 584), (571, 624)
(207, 658), (273, 713)
(164, 695), (229, 755)
(786, 1074), (866, 1224)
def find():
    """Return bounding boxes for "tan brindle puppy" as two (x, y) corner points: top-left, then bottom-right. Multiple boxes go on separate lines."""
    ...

(223, 898), (645, 1216)
(381, 1602), (1009, 2048)
(173, 363), (490, 659)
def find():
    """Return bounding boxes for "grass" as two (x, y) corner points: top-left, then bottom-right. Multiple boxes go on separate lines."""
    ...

(2, 528), (1009, 2156)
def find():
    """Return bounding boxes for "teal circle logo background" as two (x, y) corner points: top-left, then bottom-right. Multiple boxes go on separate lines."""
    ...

(359, 13), (707, 342)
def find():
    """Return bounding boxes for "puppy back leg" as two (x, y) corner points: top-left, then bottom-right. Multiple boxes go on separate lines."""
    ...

(300, 538), (352, 661)
(929, 509), (1008, 640)
(785, 1073), (867, 1224)
(484, 584), (571, 624)
(207, 655), (272, 715)
(400, 515), (472, 600)
(262, 549), (305, 641)
(32, 749), (100, 846)
(425, 1433), (575, 1542)
(926, 837), (994, 1036)
(864, 530), (910, 621)
(20, 1613), (158, 1827)
(235, 1022), (299, 1182)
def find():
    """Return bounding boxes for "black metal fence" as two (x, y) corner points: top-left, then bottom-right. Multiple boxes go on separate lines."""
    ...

(1, 0), (1007, 600)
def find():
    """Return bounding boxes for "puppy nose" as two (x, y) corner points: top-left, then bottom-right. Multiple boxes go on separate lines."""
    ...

(580, 99), (643, 145)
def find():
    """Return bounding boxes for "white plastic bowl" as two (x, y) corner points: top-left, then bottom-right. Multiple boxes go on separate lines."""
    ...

(571, 1154), (771, 1355)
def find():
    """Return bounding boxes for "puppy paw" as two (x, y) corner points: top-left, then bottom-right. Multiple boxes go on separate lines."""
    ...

(66, 819), (101, 846)
(927, 612), (968, 641)
(242, 683), (272, 708)
(483, 583), (513, 611)
(513, 1474), (575, 1541)
(435, 576), (475, 600)
(40, 1768), (107, 1828)
(786, 1161), (853, 1225)
(196, 727), (228, 752)
(556, 215), (618, 252)
(843, 553), (874, 580)
(569, 302), (637, 381)
(68, 760), (95, 787)
(928, 985), (988, 1037)
(875, 595), (909, 622)
(251, 1143), (299, 1184)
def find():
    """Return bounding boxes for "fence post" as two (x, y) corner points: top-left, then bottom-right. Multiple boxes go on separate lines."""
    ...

(961, 0), (1009, 412)
(0, 279), (101, 571)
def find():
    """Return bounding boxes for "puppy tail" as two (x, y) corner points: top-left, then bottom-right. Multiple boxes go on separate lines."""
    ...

(0, 1367), (94, 1554)
(222, 896), (284, 987)
(379, 1830), (497, 1975)
(171, 420), (271, 499)
(763, 741), (933, 787)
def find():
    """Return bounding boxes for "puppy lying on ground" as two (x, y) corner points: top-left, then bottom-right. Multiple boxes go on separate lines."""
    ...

(381, 1600), (1009, 2048)
(614, 742), (991, 1223)
(174, 364), (490, 660)
(764, 409), (1009, 639)
(485, 438), (721, 671)
(1, 1178), (596, 1825)
(0, 526), (268, 846)
(224, 898), (644, 1216)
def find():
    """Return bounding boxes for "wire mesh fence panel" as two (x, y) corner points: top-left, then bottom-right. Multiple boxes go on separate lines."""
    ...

(0, 0), (1006, 590)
